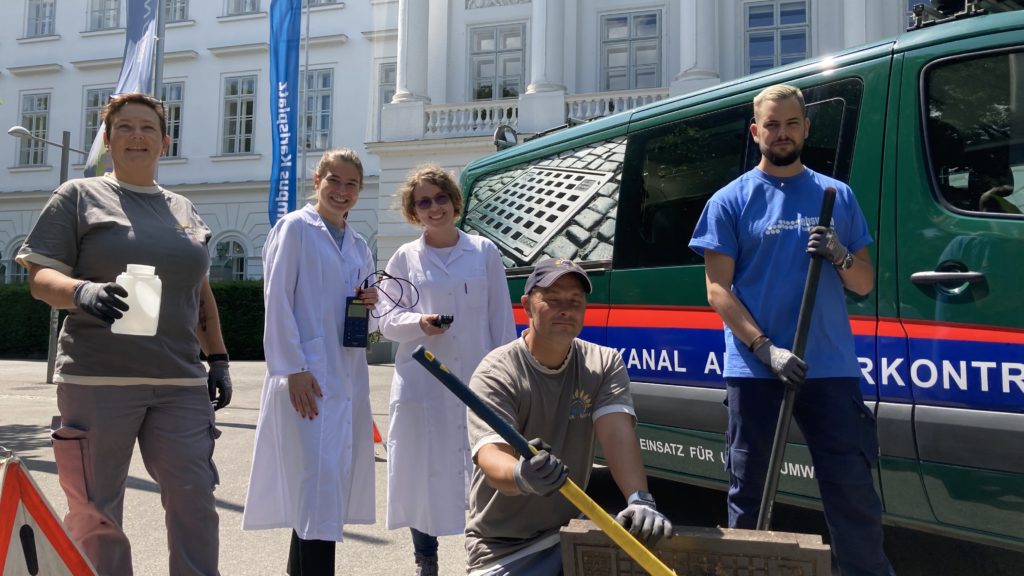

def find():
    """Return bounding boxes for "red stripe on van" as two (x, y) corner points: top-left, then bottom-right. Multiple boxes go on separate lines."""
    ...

(901, 319), (1024, 344)
(513, 305), (1024, 345)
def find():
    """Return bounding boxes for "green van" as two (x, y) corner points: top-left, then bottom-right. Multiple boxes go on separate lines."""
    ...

(458, 8), (1024, 552)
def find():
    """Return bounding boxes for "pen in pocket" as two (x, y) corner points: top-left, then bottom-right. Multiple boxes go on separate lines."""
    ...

(464, 282), (468, 294)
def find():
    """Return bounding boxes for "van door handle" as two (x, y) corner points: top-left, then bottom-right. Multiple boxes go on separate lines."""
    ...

(910, 271), (985, 285)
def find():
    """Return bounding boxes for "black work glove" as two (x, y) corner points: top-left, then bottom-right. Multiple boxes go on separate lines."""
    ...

(73, 281), (129, 324)
(806, 225), (848, 265)
(513, 438), (569, 497)
(207, 362), (232, 410)
(615, 494), (673, 545)
(753, 338), (807, 388)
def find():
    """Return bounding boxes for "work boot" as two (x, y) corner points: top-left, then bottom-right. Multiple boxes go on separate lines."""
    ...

(415, 554), (439, 576)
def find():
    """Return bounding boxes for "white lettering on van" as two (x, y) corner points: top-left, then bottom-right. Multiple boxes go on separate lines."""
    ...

(971, 361), (996, 392)
(780, 461), (816, 479)
(1003, 363), (1024, 394)
(859, 357), (875, 385)
(943, 360), (968, 391)
(912, 359), (938, 388)
(616, 348), (688, 373)
(881, 357), (906, 387)
(704, 352), (722, 375)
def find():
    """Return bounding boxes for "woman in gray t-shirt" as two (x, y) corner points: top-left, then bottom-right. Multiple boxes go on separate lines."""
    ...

(16, 93), (231, 576)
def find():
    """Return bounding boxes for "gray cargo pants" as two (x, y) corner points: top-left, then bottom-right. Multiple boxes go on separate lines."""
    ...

(52, 383), (221, 576)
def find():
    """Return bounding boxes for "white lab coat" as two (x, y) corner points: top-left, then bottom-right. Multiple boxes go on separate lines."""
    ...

(380, 231), (515, 535)
(242, 205), (378, 541)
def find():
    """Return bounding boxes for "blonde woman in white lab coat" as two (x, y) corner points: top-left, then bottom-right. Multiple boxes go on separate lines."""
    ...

(242, 148), (379, 576)
(380, 164), (516, 576)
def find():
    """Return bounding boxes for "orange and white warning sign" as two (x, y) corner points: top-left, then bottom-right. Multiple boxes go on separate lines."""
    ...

(0, 453), (94, 575)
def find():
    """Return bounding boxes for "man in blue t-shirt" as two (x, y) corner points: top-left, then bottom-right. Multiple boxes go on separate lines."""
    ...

(689, 84), (895, 576)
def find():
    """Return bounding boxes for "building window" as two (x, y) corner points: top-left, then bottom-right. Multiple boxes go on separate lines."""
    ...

(225, 0), (259, 15)
(166, 0), (189, 22)
(18, 93), (49, 167)
(84, 87), (115, 152)
(301, 69), (333, 151)
(307, 0), (338, 6)
(4, 243), (29, 284)
(162, 82), (185, 157)
(222, 75), (257, 155)
(470, 24), (524, 101)
(26, 0), (56, 37)
(746, 1), (808, 74)
(211, 239), (247, 282)
(378, 62), (396, 136)
(88, 0), (120, 31)
(600, 11), (662, 91)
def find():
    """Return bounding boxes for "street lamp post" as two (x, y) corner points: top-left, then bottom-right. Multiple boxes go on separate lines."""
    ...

(7, 126), (88, 384)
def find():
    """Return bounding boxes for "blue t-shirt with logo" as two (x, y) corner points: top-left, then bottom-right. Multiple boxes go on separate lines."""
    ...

(689, 167), (872, 379)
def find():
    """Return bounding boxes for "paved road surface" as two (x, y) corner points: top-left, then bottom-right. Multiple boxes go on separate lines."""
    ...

(2, 359), (1022, 575)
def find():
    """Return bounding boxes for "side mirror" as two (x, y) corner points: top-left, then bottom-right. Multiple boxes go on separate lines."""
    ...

(493, 124), (518, 151)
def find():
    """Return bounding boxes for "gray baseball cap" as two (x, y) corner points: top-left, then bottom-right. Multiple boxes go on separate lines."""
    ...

(523, 258), (593, 295)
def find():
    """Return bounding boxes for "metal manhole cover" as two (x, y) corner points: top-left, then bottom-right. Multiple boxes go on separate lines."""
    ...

(464, 166), (613, 262)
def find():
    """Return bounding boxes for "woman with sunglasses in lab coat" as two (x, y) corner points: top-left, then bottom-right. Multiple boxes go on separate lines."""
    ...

(378, 164), (516, 576)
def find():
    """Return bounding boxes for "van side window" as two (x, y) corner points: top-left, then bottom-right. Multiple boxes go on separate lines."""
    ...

(925, 50), (1024, 217)
(463, 136), (626, 267)
(616, 78), (863, 268)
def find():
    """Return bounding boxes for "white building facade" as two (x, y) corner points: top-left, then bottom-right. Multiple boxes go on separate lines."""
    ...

(1, 0), (914, 283)
(0, 0), (391, 282)
(369, 0), (911, 265)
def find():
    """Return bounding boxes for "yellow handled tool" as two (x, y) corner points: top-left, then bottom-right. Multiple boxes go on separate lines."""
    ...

(412, 346), (674, 576)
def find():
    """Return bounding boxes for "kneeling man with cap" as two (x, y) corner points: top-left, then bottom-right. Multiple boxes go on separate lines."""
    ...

(464, 258), (672, 576)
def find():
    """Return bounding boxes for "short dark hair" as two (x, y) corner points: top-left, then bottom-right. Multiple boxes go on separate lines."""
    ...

(102, 93), (167, 139)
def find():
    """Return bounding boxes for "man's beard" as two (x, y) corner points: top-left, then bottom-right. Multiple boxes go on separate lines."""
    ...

(760, 141), (802, 167)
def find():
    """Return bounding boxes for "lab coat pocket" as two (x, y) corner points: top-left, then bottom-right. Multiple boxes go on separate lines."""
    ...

(464, 276), (487, 309)
(51, 425), (93, 507)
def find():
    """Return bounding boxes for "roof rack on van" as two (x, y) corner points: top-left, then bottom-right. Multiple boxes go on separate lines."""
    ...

(908, 0), (1020, 31)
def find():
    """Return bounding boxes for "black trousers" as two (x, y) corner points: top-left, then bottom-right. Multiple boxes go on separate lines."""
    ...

(287, 530), (336, 576)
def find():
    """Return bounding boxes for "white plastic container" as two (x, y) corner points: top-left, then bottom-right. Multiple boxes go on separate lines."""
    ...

(110, 264), (162, 336)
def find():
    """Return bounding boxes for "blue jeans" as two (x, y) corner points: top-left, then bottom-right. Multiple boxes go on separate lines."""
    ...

(411, 528), (438, 558)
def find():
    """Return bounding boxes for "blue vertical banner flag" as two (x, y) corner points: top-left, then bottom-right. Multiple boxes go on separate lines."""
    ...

(84, 0), (159, 177)
(268, 0), (303, 225)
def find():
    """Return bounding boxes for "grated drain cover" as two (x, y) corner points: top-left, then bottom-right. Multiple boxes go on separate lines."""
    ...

(464, 166), (614, 262)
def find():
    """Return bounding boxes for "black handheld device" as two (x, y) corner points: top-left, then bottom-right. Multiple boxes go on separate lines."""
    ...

(343, 296), (369, 347)
(430, 314), (454, 328)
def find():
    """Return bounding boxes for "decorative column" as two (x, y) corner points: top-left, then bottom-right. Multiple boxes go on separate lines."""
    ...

(519, 0), (567, 133)
(382, 0), (429, 141)
(670, 0), (720, 97)
(392, 0), (429, 103)
(527, 0), (565, 94)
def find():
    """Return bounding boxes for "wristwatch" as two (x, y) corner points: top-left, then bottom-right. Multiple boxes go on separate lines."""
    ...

(837, 251), (854, 271)
(627, 490), (657, 507)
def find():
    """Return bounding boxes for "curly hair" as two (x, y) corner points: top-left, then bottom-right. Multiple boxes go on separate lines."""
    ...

(397, 163), (464, 225)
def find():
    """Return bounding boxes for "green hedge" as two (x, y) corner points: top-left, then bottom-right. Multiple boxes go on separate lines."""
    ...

(0, 284), (54, 359)
(211, 280), (265, 360)
(0, 280), (267, 360)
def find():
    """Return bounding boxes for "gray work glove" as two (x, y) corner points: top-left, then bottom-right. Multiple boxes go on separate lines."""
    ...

(513, 438), (569, 497)
(614, 491), (671, 545)
(73, 281), (129, 324)
(207, 362), (233, 410)
(753, 339), (807, 388)
(806, 225), (848, 265)
(615, 494), (673, 545)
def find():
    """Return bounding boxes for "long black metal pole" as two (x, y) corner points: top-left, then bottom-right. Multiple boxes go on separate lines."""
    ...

(756, 186), (836, 531)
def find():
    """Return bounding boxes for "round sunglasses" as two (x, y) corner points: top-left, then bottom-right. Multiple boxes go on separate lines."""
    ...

(414, 194), (452, 211)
